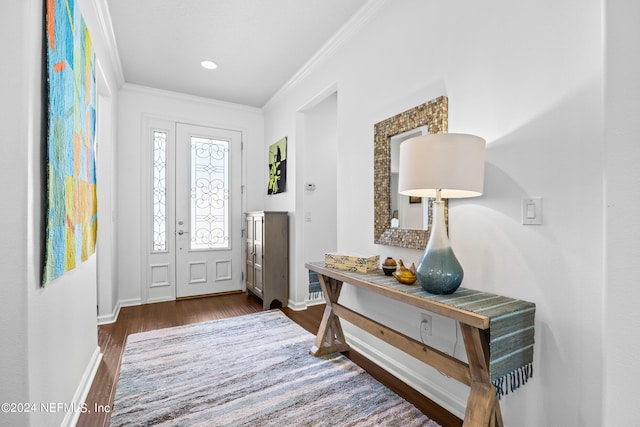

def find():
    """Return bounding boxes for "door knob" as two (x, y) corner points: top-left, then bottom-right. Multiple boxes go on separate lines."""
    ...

(178, 230), (189, 235)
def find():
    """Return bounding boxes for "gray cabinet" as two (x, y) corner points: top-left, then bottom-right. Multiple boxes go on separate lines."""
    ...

(245, 211), (289, 310)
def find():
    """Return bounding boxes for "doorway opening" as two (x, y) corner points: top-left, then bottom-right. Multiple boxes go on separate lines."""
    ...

(143, 118), (243, 303)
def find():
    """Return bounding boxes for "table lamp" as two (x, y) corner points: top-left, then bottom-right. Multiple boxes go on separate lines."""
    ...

(397, 133), (486, 294)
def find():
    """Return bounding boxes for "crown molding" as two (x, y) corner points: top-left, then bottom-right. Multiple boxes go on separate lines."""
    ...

(262, 0), (389, 111)
(93, 0), (126, 87)
(122, 83), (264, 114)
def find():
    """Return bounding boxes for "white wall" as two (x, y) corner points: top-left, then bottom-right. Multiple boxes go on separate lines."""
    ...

(26, 0), (103, 421)
(96, 76), (119, 322)
(300, 92), (338, 305)
(0, 0), (121, 425)
(263, 0), (605, 425)
(0, 2), (32, 425)
(116, 85), (264, 304)
(603, 0), (640, 424)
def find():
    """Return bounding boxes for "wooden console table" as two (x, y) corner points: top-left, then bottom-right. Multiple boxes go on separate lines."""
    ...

(306, 262), (535, 427)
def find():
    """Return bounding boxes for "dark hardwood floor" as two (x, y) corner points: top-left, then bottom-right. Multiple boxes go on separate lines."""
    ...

(78, 292), (461, 427)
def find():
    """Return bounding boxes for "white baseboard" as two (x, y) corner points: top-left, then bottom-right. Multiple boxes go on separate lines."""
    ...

(287, 296), (326, 311)
(306, 296), (325, 307)
(119, 297), (142, 307)
(345, 332), (466, 418)
(97, 301), (121, 325)
(61, 347), (102, 427)
(97, 298), (141, 325)
(287, 298), (308, 311)
(147, 296), (175, 304)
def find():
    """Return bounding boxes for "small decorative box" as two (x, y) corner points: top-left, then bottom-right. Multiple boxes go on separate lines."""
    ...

(324, 252), (380, 273)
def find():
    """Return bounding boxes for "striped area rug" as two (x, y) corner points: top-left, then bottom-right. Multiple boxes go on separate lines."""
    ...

(110, 310), (440, 426)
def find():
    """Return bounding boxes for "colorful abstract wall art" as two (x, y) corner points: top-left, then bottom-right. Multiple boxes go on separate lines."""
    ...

(44, 0), (97, 285)
(267, 137), (287, 195)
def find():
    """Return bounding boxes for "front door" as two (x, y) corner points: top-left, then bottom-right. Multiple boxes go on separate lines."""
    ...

(174, 123), (242, 298)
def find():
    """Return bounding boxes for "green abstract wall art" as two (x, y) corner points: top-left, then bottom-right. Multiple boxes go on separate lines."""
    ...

(268, 137), (287, 195)
(44, 0), (97, 285)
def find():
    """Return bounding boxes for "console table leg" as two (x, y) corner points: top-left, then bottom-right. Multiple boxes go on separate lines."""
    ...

(492, 399), (503, 427)
(460, 324), (504, 427)
(310, 274), (349, 356)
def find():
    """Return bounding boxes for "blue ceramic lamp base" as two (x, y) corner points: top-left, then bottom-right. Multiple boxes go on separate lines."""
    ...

(415, 199), (464, 295)
(416, 247), (463, 295)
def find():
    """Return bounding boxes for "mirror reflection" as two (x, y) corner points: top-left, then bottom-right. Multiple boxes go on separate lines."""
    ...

(390, 125), (429, 230)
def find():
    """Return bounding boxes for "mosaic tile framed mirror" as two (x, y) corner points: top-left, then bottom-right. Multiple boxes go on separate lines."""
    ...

(373, 96), (448, 249)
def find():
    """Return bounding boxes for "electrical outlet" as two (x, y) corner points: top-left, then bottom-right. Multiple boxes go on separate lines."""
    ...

(420, 313), (432, 337)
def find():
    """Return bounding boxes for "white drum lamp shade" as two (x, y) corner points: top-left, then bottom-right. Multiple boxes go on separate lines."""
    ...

(398, 133), (485, 199)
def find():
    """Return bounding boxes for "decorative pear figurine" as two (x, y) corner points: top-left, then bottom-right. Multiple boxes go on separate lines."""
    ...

(392, 259), (417, 285)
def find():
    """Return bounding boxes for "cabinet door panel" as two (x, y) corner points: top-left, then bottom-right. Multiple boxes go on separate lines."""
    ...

(245, 217), (255, 291)
(254, 265), (263, 296)
(255, 216), (263, 243)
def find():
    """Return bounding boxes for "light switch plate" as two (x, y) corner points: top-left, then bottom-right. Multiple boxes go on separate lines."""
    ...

(522, 197), (543, 225)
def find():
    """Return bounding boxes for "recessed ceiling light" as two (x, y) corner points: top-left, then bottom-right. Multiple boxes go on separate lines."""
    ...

(200, 60), (218, 70)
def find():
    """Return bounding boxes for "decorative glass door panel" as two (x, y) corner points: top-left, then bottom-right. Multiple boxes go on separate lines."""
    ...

(190, 137), (229, 250)
(152, 130), (168, 253)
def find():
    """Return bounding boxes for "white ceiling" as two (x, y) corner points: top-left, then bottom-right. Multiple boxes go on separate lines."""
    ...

(106, 0), (369, 107)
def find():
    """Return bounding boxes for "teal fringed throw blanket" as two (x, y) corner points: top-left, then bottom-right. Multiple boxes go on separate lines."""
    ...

(308, 270), (322, 300)
(431, 288), (535, 398)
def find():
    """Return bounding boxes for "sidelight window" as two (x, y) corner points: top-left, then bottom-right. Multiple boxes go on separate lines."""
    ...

(152, 130), (167, 252)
